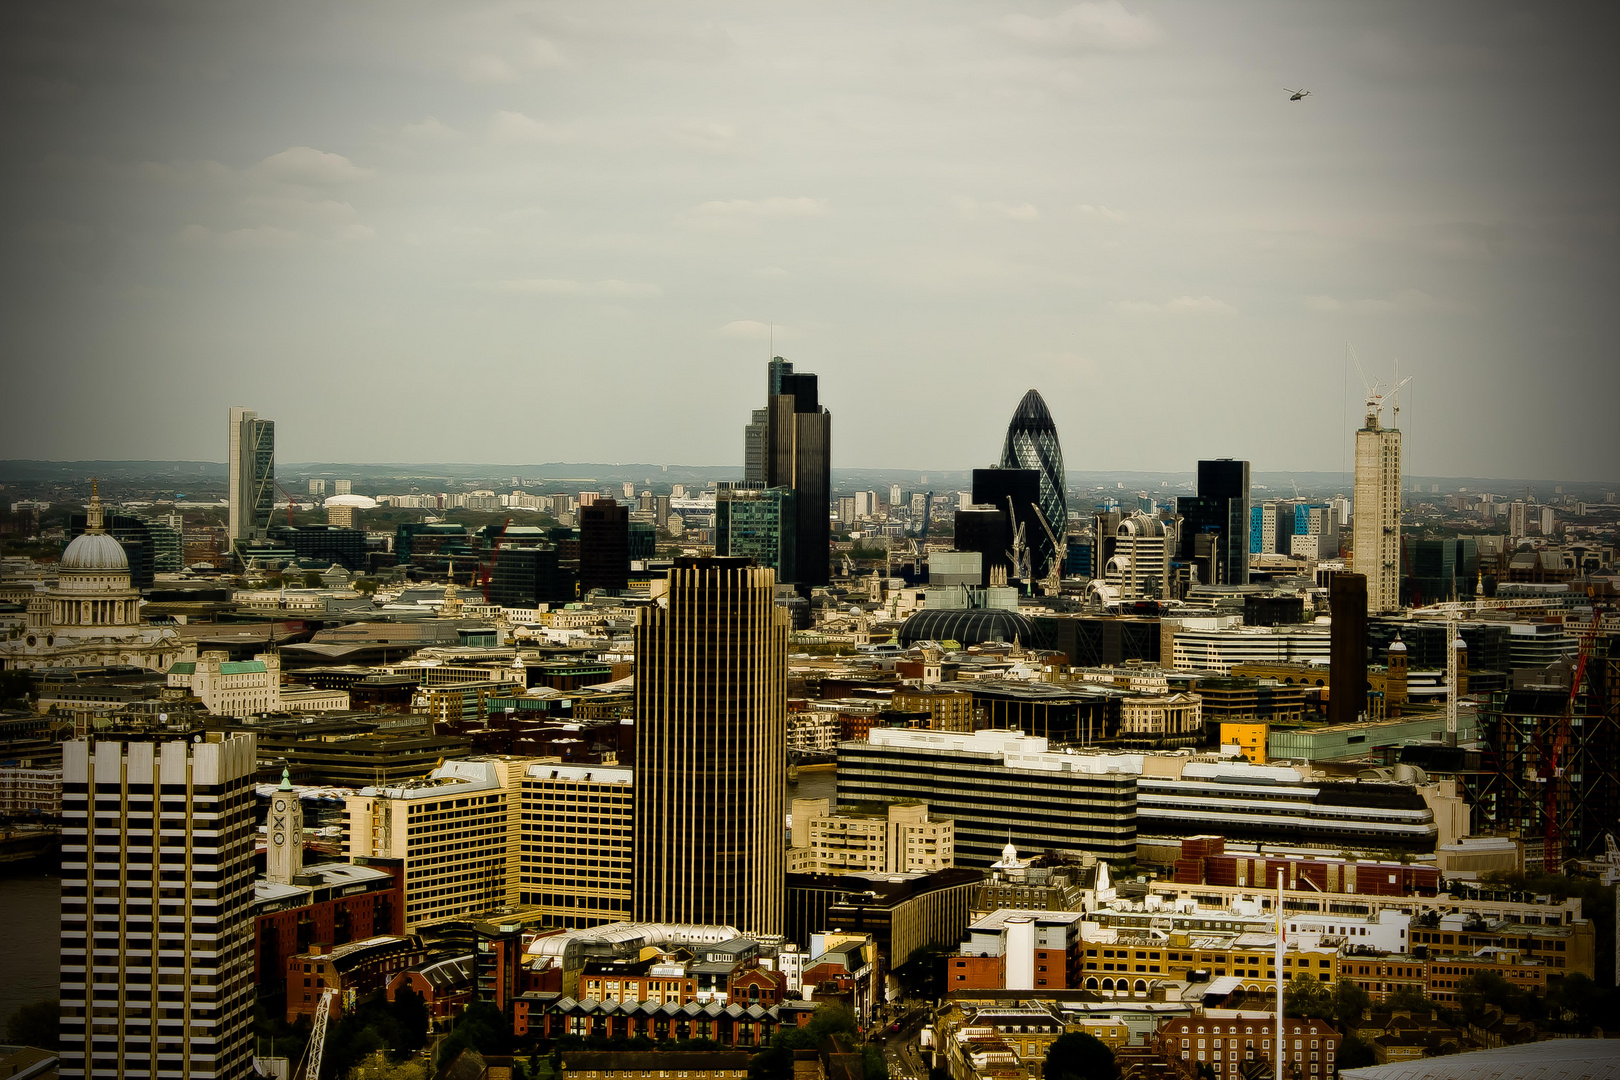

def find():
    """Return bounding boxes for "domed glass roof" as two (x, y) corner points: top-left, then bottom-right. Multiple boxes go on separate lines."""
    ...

(898, 607), (1040, 648)
(61, 531), (128, 571)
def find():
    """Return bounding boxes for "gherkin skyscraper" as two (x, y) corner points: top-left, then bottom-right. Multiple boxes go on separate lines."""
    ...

(999, 389), (1067, 576)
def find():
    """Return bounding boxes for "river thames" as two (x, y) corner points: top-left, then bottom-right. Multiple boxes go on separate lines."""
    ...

(0, 863), (60, 1030)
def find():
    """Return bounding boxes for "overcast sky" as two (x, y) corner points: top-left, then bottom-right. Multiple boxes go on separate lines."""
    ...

(1, 1), (1615, 480)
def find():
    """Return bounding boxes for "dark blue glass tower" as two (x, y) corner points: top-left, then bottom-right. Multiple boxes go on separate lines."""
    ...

(999, 389), (1067, 577)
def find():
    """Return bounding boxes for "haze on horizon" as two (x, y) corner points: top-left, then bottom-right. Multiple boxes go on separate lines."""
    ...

(1, 1), (1615, 481)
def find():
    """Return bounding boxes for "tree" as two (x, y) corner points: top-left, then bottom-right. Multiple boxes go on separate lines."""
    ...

(1382, 985), (1436, 1014)
(1336, 1034), (1376, 1071)
(348, 1053), (429, 1080)
(436, 1001), (511, 1068)
(1332, 979), (1371, 1024)
(0, 671), (34, 710)
(749, 1003), (861, 1080)
(303, 571), (325, 588)
(1043, 1031), (1117, 1080)
(5, 1000), (59, 1049)
(387, 987), (429, 1051)
(1283, 974), (1333, 1020)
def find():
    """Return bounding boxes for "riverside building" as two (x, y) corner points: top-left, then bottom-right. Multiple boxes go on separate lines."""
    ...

(345, 757), (525, 930)
(518, 761), (634, 929)
(60, 731), (258, 1079)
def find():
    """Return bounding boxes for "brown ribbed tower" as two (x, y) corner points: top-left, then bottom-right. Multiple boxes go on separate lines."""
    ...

(633, 557), (788, 936)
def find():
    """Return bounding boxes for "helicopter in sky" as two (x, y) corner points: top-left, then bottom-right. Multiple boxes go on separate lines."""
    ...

(1286, 87), (1311, 101)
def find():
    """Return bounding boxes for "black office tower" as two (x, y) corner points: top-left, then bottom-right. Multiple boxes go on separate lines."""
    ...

(1176, 458), (1251, 586)
(489, 545), (575, 607)
(1329, 573), (1369, 727)
(579, 498), (629, 594)
(763, 357), (831, 587)
(962, 467), (1042, 585)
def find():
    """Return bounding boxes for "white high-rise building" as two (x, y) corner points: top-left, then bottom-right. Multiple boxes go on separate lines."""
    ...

(1508, 500), (1527, 537)
(1353, 396), (1403, 614)
(227, 406), (274, 544)
(60, 731), (257, 1078)
(890, 484), (903, 508)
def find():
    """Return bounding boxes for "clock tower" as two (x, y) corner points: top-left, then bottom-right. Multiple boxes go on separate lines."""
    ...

(267, 765), (304, 884)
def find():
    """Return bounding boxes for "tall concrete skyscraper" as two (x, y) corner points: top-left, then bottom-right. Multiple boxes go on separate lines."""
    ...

(999, 389), (1067, 577)
(762, 357), (831, 587)
(60, 730), (257, 1078)
(227, 406), (275, 544)
(1353, 395), (1403, 613)
(633, 557), (788, 936)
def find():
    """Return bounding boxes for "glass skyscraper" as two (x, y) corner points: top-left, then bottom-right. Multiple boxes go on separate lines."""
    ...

(716, 485), (797, 583)
(1176, 458), (1251, 586)
(998, 389), (1067, 577)
(761, 357), (831, 587)
(227, 406), (275, 544)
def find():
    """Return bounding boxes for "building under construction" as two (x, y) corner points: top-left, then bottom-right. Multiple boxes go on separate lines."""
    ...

(1468, 616), (1619, 866)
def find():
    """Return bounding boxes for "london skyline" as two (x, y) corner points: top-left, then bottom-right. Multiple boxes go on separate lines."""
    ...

(1, 2), (1615, 480)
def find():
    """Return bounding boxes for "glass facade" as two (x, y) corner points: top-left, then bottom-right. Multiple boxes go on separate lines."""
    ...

(999, 390), (1067, 577)
(1176, 459), (1250, 586)
(716, 486), (797, 581)
(763, 361), (831, 587)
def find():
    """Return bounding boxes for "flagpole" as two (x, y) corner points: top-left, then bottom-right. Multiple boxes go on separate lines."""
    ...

(1276, 868), (1285, 1080)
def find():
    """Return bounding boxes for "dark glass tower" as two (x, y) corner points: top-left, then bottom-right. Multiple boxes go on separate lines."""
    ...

(999, 390), (1067, 577)
(579, 498), (629, 594)
(1175, 458), (1250, 586)
(633, 557), (787, 936)
(961, 467), (1042, 585)
(763, 357), (831, 587)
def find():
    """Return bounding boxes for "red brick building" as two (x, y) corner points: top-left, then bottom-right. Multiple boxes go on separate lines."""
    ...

(286, 935), (426, 1022)
(386, 954), (477, 1024)
(253, 860), (404, 987)
(1154, 1015), (1339, 1080)
(1172, 836), (1439, 897)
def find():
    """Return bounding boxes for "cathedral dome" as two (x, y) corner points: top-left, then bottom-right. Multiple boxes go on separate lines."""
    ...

(60, 531), (128, 571)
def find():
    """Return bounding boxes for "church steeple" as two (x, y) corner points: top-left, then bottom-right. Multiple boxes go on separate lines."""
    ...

(86, 478), (105, 533)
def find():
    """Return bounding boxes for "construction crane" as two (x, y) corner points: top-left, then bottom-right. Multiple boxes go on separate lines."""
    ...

(908, 492), (934, 541)
(274, 482), (300, 527)
(1544, 614), (1607, 872)
(1411, 596), (1568, 743)
(1005, 497), (1031, 591)
(294, 988), (339, 1079)
(477, 518), (512, 602)
(1031, 503), (1064, 596)
(1414, 597), (1605, 872)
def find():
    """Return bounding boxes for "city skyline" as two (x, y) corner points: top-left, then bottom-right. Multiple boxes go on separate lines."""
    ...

(1, 3), (1615, 479)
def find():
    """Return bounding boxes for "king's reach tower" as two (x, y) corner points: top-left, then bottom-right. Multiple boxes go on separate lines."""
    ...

(1353, 384), (1404, 614)
(633, 557), (789, 936)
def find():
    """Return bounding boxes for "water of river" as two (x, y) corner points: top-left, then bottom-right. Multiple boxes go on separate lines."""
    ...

(0, 863), (60, 1029)
(789, 763), (837, 805)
